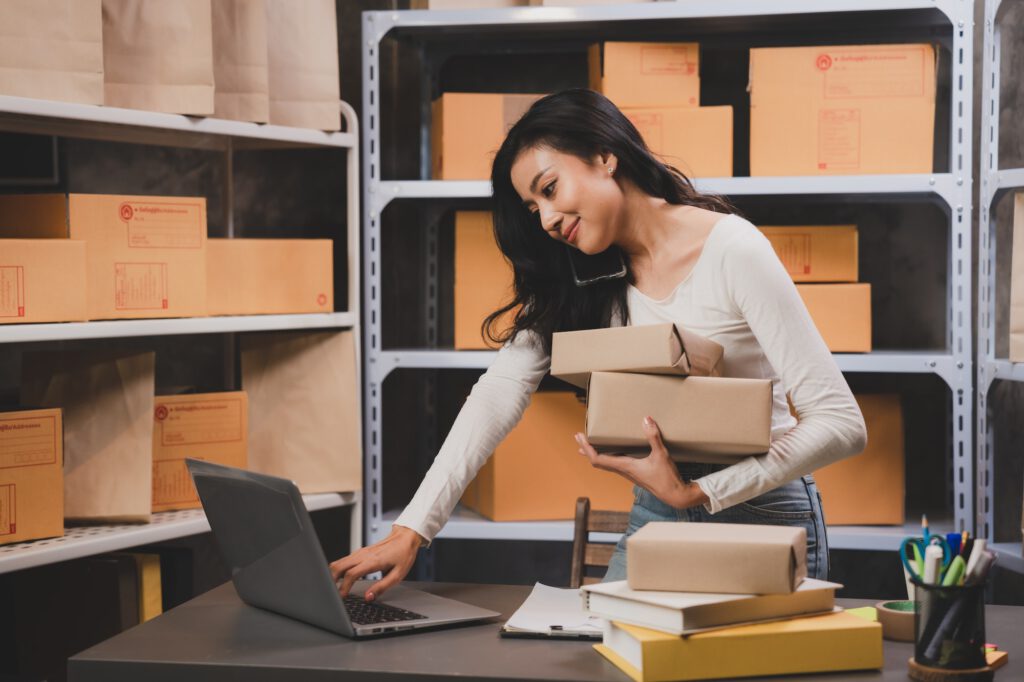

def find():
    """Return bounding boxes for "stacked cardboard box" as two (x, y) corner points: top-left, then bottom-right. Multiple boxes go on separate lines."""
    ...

(589, 42), (733, 178)
(0, 408), (64, 546)
(454, 212), (516, 349)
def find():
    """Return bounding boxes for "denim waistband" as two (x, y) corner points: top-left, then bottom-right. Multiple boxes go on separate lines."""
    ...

(674, 461), (729, 478)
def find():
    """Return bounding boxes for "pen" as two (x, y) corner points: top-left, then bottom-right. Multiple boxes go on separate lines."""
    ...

(946, 532), (962, 557)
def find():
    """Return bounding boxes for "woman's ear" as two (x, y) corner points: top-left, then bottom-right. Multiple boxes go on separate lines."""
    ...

(599, 151), (619, 176)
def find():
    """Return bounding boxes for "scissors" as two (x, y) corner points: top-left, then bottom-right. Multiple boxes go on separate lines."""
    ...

(900, 535), (952, 582)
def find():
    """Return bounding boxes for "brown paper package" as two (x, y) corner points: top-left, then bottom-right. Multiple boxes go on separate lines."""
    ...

(551, 323), (723, 389)
(627, 522), (807, 594)
(211, 0), (269, 122)
(241, 331), (361, 494)
(21, 350), (155, 523)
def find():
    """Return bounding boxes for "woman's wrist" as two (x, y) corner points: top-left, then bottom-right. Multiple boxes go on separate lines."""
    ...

(672, 480), (711, 510)
(391, 524), (427, 549)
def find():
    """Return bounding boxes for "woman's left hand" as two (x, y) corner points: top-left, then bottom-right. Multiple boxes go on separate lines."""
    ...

(575, 416), (710, 510)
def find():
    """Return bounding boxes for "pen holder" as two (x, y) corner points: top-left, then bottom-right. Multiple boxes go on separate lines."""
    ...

(913, 579), (986, 670)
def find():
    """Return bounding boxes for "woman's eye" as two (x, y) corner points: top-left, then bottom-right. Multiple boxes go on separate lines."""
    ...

(541, 181), (556, 198)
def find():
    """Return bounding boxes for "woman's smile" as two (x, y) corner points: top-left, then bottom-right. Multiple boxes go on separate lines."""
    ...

(563, 216), (581, 244)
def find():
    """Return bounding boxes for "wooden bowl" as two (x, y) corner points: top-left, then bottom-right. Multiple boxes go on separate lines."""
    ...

(876, 600), (915, 642)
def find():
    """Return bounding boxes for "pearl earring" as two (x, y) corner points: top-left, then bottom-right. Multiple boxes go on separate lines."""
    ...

(608, 166), (615, 174)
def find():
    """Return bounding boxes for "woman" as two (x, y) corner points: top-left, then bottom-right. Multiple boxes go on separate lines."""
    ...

(332, 88), (866, 600)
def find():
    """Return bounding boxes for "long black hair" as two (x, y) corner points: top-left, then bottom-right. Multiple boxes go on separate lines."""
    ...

(484, 88), (735, 352)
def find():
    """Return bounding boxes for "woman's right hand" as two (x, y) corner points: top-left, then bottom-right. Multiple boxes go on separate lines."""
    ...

(329, 525), (424, 602)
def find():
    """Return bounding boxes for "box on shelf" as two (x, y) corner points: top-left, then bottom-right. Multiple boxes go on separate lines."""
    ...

(0, 193), (208, 321)
(0, 0), (103, 104)
(152, 391), (248, 512)
(21, 350), (155, 523)
(432, 93), (543, 180)
(454, 211), (516, 349)
(460, 391), (632, 520)
(101, 0), (215, 115)
(759, 225), (859, 283)
(627, 522), (806, 593)
(586, 373), (772, 461)
(206, 238), (333, 316)
(0, 240), (88, 324)
(265, 0), (341, 130)
(0, 408), (64, 546)
(796, 283), (872, 353)
(812, 394), (904, 525)
(211, 0), (270, 123)
(750, 44), (936, 176)
(589, 42), (700, 109)
(623, 106), (732, 178)
(412, 0), (525, 6)
(1010, 193), (1024, 362)
(531, 0), (650, 4)
(241, 330), (361, 494)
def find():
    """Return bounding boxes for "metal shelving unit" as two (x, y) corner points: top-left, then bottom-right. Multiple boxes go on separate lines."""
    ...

(362, 0), (975, 547)
(0, 98), (364, 569)
(977, 0), (1024, 574)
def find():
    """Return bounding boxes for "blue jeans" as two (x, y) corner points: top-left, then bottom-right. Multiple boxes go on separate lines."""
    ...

(603, 463), (830, 583)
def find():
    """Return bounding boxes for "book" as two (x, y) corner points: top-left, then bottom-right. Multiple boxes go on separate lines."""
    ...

(501, 583), (603, 640)
(582, 578), (841, 635)
(595, 610), (883, 682)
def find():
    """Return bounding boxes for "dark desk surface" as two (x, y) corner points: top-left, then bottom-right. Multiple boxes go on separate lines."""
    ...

(69, 582), (1023, 682)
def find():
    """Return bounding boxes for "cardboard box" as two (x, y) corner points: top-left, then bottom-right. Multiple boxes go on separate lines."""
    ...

(454, 211), (516, 349)
(432, 93), (543, 180)
(206, 239), (333, 316)
(0, 240), (88, 324)
(586, 373), (772, 461)
(0, 194), (208, 321)
(813, 394), (904, 525)
(627, 522), (806, 593)
(461, 392), (632, 521)
(796, 283), (872, 352)
(412, 0), (525, 6)
(152, 391), (248, 512)
(750, 44), (936, 176)
(1010, 193), (1024, 362)
(622, 106), (732, 178)
(241, 330), (361, 494)
(21, 350), (155, 523)
(589, 42), (700, 109)
(0, 408), (63, 546)
(551, 323), (723, 389)
(759, 226), (859, 283)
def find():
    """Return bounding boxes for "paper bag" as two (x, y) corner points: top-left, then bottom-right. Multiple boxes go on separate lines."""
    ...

(21, 350), (155, 523)
(102, 0), (215, 114)
(1010, 193), (1024, 362)
(241, 331), (361, 493)
(211, 0), (269, 122)
(0, 0), (104, 104)
(264, 0), (340, 130)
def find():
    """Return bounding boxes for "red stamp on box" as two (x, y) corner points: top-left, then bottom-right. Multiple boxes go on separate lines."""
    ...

(0, 266), (26, 318)
(816, 54), (833, 71)
(317, 293), (328, 307)
(155, 405), (169, 422)
(119, 203), (134, 222)
(0, 484), (15, 536)
(0, 415), (58, 470)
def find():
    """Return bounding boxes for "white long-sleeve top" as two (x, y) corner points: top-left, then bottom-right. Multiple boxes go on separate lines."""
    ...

(394, 214), (867, 543)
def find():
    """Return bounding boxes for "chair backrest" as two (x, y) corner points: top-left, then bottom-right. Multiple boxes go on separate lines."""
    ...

(569, 496), (630, 588)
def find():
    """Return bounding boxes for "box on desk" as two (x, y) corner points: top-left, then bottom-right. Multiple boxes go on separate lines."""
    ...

(0, 240), (88, 324)
(0, 194), (208, 320)
(627, 522), (806, 594)
(431, 93), (543, 179)
(622, 106), (733, 178)
(454, 211), (516, 349)
(551, 323), (723, 389)
(152, 391), (248, 512)
(589, 42), (700, 108)
(796, 283), (872, 352)
(750, 44), (936, 176)
(759, 226), (858, 283)
(0, 408), (63, 546)
(206, 238), (333, 316)
(461, 391), (632, 521)
(586, 373), (771, 462)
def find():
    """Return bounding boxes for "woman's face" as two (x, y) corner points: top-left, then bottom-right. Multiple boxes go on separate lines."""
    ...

(510, 146), (623, 255)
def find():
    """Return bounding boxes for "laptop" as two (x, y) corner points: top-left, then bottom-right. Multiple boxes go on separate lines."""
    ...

(186, 458), (499, 637)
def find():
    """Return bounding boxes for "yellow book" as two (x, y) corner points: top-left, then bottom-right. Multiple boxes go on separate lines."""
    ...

(594, 610), (882, 682)
(132, 554), (163, 624)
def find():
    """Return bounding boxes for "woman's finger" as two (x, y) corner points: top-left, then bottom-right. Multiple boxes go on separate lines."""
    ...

(643, 415), (669, 456)
(339, 558), (380, 597)
(329, 553), (362, 581)
(365, 564), (407, 601)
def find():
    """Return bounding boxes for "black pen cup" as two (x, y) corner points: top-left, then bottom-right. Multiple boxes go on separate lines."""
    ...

(912, 579), (986, 670)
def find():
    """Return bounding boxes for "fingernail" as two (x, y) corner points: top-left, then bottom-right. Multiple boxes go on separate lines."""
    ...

(643, 416), (652, 427)
(574, 433), (582, 444)
(367, 592), (375, 602)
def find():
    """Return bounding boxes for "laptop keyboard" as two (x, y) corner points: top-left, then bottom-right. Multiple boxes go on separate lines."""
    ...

(342, 594), (428, 625)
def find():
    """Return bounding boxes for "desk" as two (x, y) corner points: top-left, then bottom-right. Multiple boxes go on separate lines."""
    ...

(69, 582), (1023, 682)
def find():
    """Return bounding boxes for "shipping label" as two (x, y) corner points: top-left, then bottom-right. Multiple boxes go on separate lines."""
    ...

(0, 266), (25, 318)
(627, 113), (664, 154)
(0, 415), (58, 470)
(821, 46), (927, 99)
(818, 109), (861, 171)
(152, 460), (198, 506)
(640, 46), (696, 76)
(114, 262), (169, 310)
(120, 200), (203, 249)
(155, 397), (244, 449)
(766, 234), (813, 276)
(0, 485), (13, 536)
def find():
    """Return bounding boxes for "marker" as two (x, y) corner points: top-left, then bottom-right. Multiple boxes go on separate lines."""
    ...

(942, 555), (966, 586)
(923, 543), (943, 585)
(965, 539), (988, 580)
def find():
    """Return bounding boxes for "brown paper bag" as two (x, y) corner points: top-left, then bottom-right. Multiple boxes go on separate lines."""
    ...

(101, 0), (215, 114)
(241, 331), (361, 493)
(1010, 193), (1024, 362)
(21, 350), (155, 523)
(212, 0), (269, 122)
(264, 0), (340, 130)
(0, 0), (104, 104)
